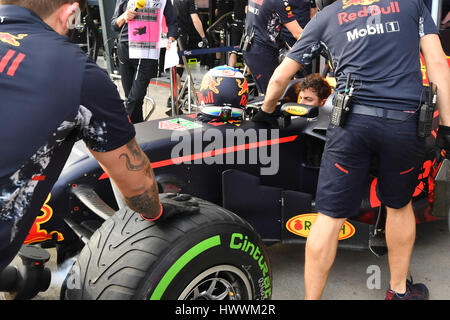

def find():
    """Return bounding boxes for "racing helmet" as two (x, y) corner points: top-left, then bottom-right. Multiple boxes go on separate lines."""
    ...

(197, 66), (249, 121)
(315, 0), (336, 10)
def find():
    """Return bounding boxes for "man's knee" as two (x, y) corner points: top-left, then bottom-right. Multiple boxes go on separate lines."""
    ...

(385, 201), (414, 215)
(306, 213), (347, 247)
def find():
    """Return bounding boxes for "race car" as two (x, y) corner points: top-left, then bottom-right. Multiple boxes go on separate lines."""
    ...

(1, 64), (444, 301)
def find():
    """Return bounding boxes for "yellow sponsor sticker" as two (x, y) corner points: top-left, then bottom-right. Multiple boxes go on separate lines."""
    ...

(286, 213), (356, 240)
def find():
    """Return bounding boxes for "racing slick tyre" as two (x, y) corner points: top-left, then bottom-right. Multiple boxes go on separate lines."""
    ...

(63, 198), (272, 300)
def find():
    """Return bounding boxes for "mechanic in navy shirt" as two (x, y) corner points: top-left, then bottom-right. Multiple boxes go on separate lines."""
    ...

(280, 0), (316, 77)
(112, 0), (178, 123)
(280, 0), (316, 48)
(255, 0), (450, 299)
(0, 0), (196, 274)
(242, 0), (303, 95)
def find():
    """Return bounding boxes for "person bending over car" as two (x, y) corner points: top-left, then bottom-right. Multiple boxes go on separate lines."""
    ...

(0, 0), (196, 274)
(253, 0), (450, 300)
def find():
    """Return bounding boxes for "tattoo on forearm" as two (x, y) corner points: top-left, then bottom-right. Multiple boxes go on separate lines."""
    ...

(119, 140), (160, 216)
(125, 185), (159, 217)
(119, 139), (148, 171)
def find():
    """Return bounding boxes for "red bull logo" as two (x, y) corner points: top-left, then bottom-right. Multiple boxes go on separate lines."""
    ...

(342, 0), (379, 9)
(236, 79), (249, 96)
(0, 32), (28, 47)
(199, 75), (223, 94)
(24, 193), (64, 245)
(236, 79), (249, 107)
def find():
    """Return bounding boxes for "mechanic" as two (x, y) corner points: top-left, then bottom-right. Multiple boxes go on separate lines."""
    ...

(214, 0), (247, 68)
(242, 0), (303, 95)
(0, 0), (198, 274)
(280, 0), (316, 78)
(254, 0), (450, 300)
(172, 0), (208, 92)
(111, 0), (178, 123)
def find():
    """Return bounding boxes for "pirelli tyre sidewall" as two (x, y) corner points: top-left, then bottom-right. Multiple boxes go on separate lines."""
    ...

(64, 198), (272, 300)
(139, 220), (272, 300)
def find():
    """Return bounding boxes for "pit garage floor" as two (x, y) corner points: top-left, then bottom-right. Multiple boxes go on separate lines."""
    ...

(2, 62), (450, 301)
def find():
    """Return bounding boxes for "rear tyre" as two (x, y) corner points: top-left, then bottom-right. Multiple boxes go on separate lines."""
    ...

(64, 198), (272, 300)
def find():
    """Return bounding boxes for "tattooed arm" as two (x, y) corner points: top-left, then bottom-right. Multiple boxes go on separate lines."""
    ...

(89, 138), (161, 219)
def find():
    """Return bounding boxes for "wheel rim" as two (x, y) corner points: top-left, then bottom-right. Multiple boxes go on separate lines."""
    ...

(177, 265), (252, 300)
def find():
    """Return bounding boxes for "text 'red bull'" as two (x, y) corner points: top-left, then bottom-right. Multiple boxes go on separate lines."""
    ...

(339, 2), (400, 25)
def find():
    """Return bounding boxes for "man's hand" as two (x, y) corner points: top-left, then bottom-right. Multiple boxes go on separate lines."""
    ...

(420, 34), (450, 126)
(140, 193), (200, 222)
(198, 38), (209, 48)
(252, 109), (279, 128)
(261, 57), (302, 114)
(436, 125), (450, 158)
(123, 9), (137, 23)
(167, 37), (177, 50)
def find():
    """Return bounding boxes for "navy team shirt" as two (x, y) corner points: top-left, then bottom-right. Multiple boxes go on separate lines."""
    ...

(0, 5), (135, 271)
(280, 0), (316, 47)
(287, 0), (439, 110)
(245, 0), (298, 49)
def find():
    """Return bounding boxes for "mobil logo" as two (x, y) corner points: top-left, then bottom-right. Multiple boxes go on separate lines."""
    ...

(338, 1), (400, 25)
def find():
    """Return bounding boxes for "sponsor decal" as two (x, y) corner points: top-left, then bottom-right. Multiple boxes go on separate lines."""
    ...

(230, 232), (271, 299)
(24, 193), (64, 245)
(342, 0), (379, 9)
(346, 21), (399, 42)
(347, 23), (384, 42)
(199, 74), (222, 94)
(283, 105), (309, 116)
(338, 2), (400, 25)
(0, 32), (27, 47)
(283, 1), (294, 18)
(158, 118), (203, 131)
(0, 49), (26, 77)
(198, 90), (215, 104)
(237, 78), (249, 106)
(286, 213), (356, 240)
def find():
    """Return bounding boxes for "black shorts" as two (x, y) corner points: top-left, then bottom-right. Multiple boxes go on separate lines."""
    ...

(230, 23), (244, 49)
(315, 112), (425, 219)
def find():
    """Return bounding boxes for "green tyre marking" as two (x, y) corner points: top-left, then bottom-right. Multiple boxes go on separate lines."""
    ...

(149, 235), (222, 300)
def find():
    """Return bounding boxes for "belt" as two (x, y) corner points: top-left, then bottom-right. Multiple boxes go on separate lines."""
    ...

(351, 104), (415, 121)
